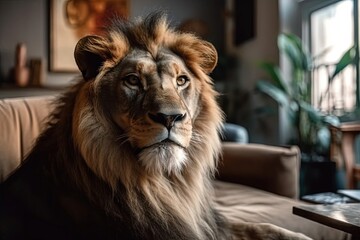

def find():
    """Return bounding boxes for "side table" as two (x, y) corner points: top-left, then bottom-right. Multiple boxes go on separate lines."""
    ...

(330, 122), (360, 189)
(293, 204), (360, 237)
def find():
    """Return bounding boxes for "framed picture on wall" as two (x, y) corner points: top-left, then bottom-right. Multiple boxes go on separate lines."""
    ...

(224, 0), (255, 53)
(49, 0), (129, 72)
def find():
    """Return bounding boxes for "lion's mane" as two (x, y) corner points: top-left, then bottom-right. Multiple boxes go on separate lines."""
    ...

(19, 12), (226, 239)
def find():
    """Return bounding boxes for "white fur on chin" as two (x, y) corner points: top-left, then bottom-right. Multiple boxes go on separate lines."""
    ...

(138, 143), (187, 175)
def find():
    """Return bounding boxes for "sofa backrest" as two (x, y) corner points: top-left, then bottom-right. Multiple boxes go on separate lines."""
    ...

(0, 96), (55, 181)
(219, 143), (300, 199)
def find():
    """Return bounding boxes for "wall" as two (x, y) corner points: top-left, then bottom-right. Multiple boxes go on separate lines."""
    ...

(278, 0), (302, 144)
(222, 0), (302, 145)
(223, 0), (281, 144)
(0, 0), (224, 87)
(219, 0), (303, 145)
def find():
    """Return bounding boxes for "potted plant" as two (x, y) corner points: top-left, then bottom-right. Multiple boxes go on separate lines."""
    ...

(256, 33), (356, 159)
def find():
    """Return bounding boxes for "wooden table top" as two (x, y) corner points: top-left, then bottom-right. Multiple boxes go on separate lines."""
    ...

(293, 204), (360, 236)
(330, 121), (360, 132)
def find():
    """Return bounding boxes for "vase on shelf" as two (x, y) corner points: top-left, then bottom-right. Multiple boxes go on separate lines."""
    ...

(14, 43), (29, 87)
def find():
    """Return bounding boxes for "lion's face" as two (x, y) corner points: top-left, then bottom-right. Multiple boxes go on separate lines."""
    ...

(73, 13), (221, 178)
(112, 49), (196, 149)
(105, 49), (200, 173)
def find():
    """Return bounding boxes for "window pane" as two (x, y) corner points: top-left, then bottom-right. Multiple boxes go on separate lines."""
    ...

(310, 0), (355, 115)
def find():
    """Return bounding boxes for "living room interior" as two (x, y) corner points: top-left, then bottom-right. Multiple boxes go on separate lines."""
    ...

(1, 0), (360, 239)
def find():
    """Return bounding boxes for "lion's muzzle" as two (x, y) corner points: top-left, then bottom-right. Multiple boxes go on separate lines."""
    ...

(148, 112), (186, 130)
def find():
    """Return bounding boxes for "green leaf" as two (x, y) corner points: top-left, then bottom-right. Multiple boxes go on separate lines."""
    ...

(284, 33), (312, 71)
(259, 62), (291, 95)
(256, 80), (290, 107)
(316, 126), (331, 152)
(298, 101), (322, 124)
(278, 33), (312, 71)
(322, 115), (340, 127)
(330, 46), (356, 80)
(288, 101), (299, 124)
(278, 34), (301, 69)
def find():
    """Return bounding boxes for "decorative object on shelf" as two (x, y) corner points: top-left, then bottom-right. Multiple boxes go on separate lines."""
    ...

(14, 43), (29, 87)
(49, 0), (129, 72)
(29, 59), (44, 87)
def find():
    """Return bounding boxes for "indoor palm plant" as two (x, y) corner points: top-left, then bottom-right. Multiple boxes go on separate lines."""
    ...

(256, 33), (356, 157)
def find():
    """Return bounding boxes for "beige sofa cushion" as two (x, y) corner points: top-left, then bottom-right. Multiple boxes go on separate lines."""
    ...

(0, 96), (54, 181)
(214, 181), (350, 240)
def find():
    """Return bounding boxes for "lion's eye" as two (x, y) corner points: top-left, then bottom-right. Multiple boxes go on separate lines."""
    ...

(176, 75), (189, 87)
(124, 74), (141, 88)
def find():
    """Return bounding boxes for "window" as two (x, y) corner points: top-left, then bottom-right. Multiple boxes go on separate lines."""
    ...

(302, 0), (359, 116)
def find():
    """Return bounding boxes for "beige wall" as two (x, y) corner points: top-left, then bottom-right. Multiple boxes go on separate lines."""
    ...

(224, 0), (280, 144)
(223, 0), (301, 145)
(226, 0), (280, 91)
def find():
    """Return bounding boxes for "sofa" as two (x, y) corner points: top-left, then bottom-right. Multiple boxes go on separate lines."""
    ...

(0, 96), (351, 240)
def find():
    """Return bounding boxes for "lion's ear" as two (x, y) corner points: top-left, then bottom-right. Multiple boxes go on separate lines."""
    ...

(74, 35), (109, 80)
(172, 37), (218, 75)
(197, 41), (218, 74)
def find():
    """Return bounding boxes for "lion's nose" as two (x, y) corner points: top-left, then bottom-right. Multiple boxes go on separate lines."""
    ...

(148, 112), (185, 130)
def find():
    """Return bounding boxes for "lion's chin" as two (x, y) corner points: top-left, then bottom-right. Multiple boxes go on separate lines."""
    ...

(138, 142), (187, 175)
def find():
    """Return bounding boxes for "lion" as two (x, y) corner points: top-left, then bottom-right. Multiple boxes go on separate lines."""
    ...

(0, 12), (311, 240)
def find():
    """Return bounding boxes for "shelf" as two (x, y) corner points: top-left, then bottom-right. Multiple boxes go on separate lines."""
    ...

(0, 85), (64, 99)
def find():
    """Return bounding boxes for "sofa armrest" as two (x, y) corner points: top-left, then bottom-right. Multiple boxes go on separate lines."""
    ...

(0, 96), (54, 182)
(217, 143), (300, 199)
